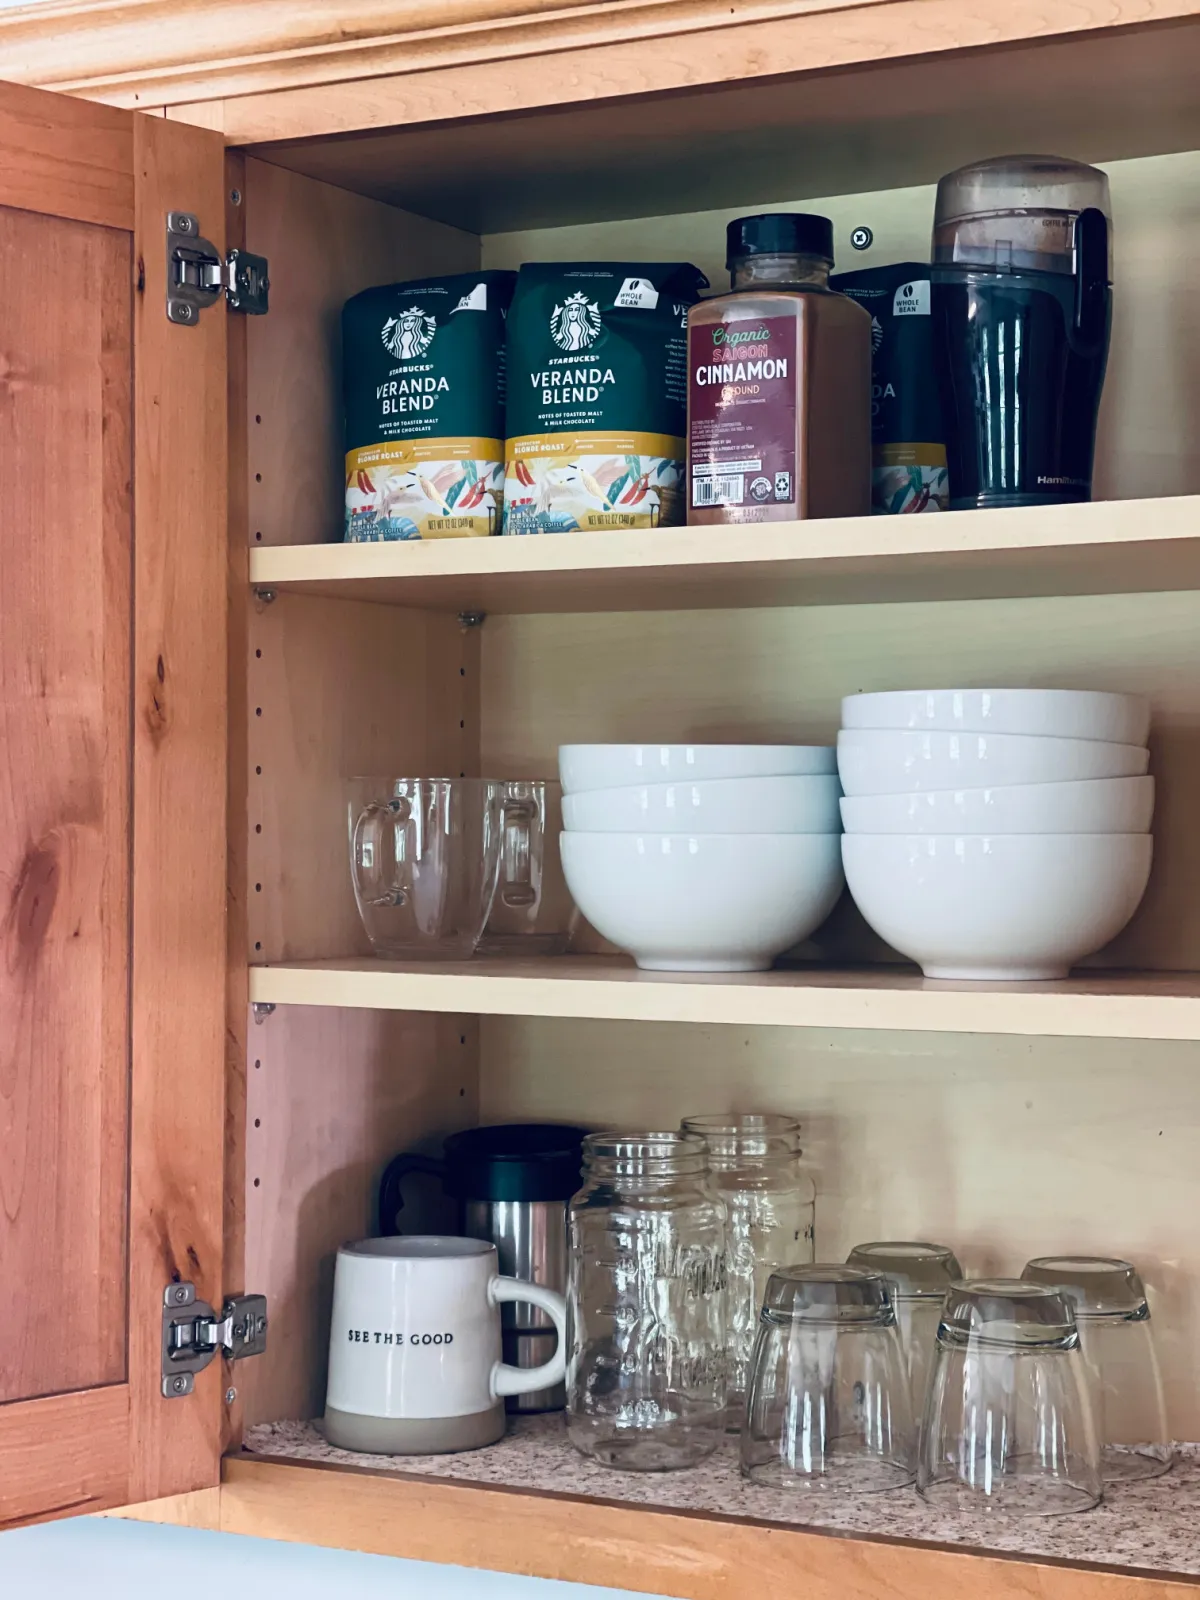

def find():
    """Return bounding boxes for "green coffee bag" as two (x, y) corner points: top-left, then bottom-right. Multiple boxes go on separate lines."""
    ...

(343, 270), (516, 540)
(503, 261), (707, 534)
(830, 261), (948, 513)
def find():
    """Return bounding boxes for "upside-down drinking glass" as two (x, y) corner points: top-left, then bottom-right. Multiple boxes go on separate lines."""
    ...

(1022, 1256), (1171, 1482)
(918, 1279), (1102, 1516)
(741, 1265), (916, 1493)
(846, 1241), (961, 1426)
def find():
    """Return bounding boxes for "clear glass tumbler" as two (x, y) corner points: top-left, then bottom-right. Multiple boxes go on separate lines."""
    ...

(681, 1113), (816, 1422)
(1022, 1256), (1172, 1482)
(846, 1241), (961, 1427)
(741, 1265), (915, 1493)
(918, 1280), (1102, 1516)
(477, 779), (578, 957)
(566, 1131), (728, 1470)
(348, 777), (505, 958)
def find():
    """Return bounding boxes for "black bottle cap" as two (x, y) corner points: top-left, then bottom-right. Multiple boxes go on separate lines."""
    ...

(442, 1122), (589, 1202)
(727, 213), (835, 269)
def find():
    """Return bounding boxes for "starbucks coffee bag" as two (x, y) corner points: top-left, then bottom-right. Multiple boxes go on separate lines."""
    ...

(829, 261), (949, 513)
(503, 261), (707, 534)
(342, 270), (516, 540)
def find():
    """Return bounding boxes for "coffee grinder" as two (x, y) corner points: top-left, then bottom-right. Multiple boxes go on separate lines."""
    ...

(379, 1123), (587, 1413)
(931, 155), (1112, 510)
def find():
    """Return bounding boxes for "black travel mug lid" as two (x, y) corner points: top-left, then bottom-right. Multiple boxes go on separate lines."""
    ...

(442, 1123), (589, 1202)
(726, 213), (835, 268)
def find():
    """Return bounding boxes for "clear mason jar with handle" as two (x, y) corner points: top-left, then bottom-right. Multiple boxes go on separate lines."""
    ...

(681, 1113), (816, 1421)
(566, 1131), (728, 1470)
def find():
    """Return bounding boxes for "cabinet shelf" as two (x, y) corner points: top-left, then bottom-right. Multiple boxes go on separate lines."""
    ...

(248, 497), (1200, 615)
(248, 958), (1200, 1041)
(224, 1418), (1200, 1600)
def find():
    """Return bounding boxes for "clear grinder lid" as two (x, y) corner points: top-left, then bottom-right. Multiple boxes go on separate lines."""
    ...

(932, 154), (1112, 277)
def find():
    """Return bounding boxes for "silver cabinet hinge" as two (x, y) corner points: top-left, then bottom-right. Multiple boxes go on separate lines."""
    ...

(162, 1281), (269, 1397)
(167, 211), (269, 325)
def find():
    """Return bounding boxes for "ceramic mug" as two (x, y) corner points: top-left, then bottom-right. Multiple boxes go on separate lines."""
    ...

(323, 1236), (567, 1454)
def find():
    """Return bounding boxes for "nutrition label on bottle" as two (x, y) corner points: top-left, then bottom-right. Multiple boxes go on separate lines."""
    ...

(688, 316), (797, 513)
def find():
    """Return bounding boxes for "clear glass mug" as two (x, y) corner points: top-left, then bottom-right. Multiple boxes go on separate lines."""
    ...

(347, 778), (501, 958)
(349, 777), (572, 960)
(478, 779), (576, 957)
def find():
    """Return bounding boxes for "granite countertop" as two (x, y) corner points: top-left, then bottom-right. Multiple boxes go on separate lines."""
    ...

(244, 1416), (1200, 1576)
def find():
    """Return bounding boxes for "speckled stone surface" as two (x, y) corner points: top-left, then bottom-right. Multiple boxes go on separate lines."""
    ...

(244, 1417), (1200, 1576)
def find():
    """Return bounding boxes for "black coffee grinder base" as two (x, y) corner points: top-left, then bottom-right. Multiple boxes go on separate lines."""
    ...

(950, 489), (1092, 513)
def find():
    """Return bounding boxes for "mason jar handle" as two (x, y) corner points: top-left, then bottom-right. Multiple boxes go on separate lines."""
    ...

(498, 791), (541, 909)
(487, 1278), (567, 1398)
(351, 797), (411, 909)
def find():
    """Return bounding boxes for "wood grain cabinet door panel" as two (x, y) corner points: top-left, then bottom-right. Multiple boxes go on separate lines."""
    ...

(0, 196), (132, 1411)
(0, 80), (228, 1526)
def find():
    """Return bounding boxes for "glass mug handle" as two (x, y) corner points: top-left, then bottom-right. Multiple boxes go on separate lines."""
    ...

(497, 787), (543, 910)
(352, 797), (412, 909)
(487, 1278), (567, 1399)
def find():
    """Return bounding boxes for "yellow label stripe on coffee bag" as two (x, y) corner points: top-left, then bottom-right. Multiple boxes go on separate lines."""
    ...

(507, 431), (682, 462)
(347, 437), (503, 475)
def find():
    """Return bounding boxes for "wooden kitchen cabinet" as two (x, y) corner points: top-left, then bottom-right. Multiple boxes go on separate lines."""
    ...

(0, 86), (229, 1520)
(5, 4), (1200, 1594)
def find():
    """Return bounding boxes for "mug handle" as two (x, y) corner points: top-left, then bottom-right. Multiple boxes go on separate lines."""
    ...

(497, 787), (542, 910)
(377, 1152), (447, 1237)
(487, 1277), (567, 1399)
(351, 797), (411, 909)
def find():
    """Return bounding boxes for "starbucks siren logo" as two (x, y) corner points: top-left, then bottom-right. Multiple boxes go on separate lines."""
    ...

(382, 306), (437, 361)
(870, 314), (883, 354)
(550, 292), (602, 353)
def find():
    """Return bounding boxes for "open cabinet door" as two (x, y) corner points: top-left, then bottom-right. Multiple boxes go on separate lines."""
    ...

(0, 81), (228, 1523)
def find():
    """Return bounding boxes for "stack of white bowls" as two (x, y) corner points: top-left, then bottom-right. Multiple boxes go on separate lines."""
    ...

(558, 744), (845, 972)
(837, 689), (1154, 980)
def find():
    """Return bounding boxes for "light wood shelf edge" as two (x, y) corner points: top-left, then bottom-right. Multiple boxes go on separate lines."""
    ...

(247, 960), (1200, 1041)
(218, 1455), (1200, 1600)
(247, 498), (1200, 614)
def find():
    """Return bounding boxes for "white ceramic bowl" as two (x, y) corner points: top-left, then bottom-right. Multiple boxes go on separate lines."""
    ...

(842, 833), (1153, 980)
(840, 775), (1154, 836)
(563, 773), (843, 835)
(559, 744), (836, 794)
(841, 688), (1150, 746)
(560, 831), (844, 971)
(837, 730), (1149, 797)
